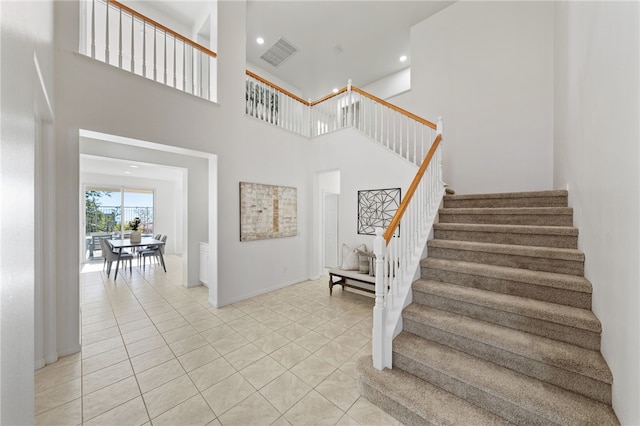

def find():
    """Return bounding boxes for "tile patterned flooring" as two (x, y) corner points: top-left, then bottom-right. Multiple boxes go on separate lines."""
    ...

(35, 255), (401, 425)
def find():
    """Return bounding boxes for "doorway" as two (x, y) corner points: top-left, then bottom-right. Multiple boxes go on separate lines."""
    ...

(317, 170), (341, 276)
(324, 192), (339, 269)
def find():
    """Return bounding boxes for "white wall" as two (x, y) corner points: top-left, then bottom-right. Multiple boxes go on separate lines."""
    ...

(393, 1), (554, 195)
(51, 0), (314, 360)
(361, 68), (411, 100)
(553, 2), (640, 424)
(0, 1), (54, 423)
(80, 170), (182, 255)
(247, 62), (305, 99)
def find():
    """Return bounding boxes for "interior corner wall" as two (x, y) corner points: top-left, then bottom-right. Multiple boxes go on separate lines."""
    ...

(1, 1), (54, 424)
(311, 129), (417, 256)
(361, 68), (411, 100)
(552, 2), (640, 424)
(394, 1), (554, 195)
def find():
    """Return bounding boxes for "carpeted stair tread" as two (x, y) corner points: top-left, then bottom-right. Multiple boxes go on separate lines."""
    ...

(392, 332), (619, 425)
(355, 356), (511, 426)
(443, 190), (569, 208)
(444, 190), (568, 201)
(420, 257), (592, 294)
(439, 207), (574, 226)
(421, 258), (591, 294)
(427, 239), (584, 262)
(413, 279), (601, 333)
(439, 207), (573, 216)
(433, 223), (578, 236)
(433, 222), (578, 235)
(403, 304), (612, 385)
(433, 223), (579, 248)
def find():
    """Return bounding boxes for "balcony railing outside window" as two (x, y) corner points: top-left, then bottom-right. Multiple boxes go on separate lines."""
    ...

(80, 0), (217, 101)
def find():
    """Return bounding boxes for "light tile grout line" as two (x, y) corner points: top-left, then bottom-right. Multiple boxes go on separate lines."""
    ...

(81, 263), (148, 424)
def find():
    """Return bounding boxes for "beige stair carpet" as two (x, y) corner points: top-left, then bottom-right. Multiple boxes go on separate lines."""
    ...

(356, 190), (620, 425)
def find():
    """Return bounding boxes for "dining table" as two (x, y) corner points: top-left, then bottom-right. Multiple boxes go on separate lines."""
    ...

(108, 237), (167, 279)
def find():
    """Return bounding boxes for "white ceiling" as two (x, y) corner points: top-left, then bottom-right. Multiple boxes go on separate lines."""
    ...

(80, 154), (185, 182)
(245, 1), (453, 100)
(146, 0), (453, 101)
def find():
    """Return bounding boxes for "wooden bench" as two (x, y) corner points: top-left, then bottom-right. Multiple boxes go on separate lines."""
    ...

(328, 268), (376, 295)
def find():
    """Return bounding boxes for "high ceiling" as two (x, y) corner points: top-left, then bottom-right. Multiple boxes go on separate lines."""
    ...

(147, 1), (454, 101)
(245, 1), (453, 100)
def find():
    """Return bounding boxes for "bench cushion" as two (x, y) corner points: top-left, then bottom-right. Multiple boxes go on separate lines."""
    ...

(328, 268), (375, 284)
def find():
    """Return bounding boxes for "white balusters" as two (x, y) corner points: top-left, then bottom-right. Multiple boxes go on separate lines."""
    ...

(370, 126), (444, 371)
(81, 0), (216, 101)
(91, 0), (96, 58)
(104, 0), (110, 63)
(129, 15), (134, 71)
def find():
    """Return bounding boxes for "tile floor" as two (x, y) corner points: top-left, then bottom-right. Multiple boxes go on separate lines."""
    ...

(35, 255), (401, 425)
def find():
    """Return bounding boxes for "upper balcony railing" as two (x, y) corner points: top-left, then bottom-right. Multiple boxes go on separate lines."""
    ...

(245, 72), (438, 166)
(80, 0), (217, 101)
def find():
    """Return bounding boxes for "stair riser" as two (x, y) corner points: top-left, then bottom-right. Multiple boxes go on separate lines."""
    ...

(412, 290), (600, 351)
(421, 265), (591, 309)
(356, 380), (429, 426)
(428, 246), (584, 276)
(433, 229), (578, 249)
(443, 197), (568, 209)
(403, 318), (611, 404)
(439, 213), (573, 226)
(393, 352), (543, 425)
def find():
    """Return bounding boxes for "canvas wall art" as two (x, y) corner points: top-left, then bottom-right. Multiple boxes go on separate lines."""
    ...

(240, 182), (297, 241)
(357, 188), (401, 235)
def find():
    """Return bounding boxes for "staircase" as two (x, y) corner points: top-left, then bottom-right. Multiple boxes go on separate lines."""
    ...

(356, 190), (620, 425)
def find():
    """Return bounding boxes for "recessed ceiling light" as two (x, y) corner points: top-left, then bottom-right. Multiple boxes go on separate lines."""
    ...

(400, 55), (408, 62)
(129, 165), (138, 168)
(124, 171), (131, 174)
(332, 88), (338, 93)
(256, 37), (264, 45)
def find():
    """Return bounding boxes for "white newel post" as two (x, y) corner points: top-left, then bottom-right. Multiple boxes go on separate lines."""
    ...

(437, 115), (443, 136)
(372, 227), (389, 370)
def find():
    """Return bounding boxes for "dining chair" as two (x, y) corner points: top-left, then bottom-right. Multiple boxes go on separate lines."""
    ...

(137, 234), (162, 266)
(140, 235), (167, 271)
(100, 238), (133, 276)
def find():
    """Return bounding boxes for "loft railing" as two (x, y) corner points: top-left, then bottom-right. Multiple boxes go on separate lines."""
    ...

(245, 71), (311, 137)
(81, 0), (217, 101)
(245, 72), (438, 166)
(372, 130), (444, 369)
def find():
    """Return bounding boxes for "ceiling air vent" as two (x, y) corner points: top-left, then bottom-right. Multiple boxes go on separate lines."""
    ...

(260, 37), (299, 67)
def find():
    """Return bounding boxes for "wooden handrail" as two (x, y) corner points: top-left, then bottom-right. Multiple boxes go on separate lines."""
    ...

(310, 87), (347, 106)
(245, 72), (438, 137)
(383, 133), (442, 244)
(351, 86), (437, 130)
(245, 70), (310, 105)
(107, 0), (217, 58)
(245, 72), (436, 130)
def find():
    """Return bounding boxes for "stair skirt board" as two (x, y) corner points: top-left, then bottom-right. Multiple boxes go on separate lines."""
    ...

(356, 190), (620, 425)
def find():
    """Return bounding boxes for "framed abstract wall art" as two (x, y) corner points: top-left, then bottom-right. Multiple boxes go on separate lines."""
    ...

(239, 182), (297, 241)
(357, 187), (401, 235)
